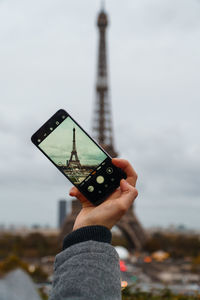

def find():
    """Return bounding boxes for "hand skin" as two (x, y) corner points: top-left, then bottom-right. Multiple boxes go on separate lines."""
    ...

(69, 158), (138, 231)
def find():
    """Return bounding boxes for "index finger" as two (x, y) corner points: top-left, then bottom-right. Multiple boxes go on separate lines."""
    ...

(69, 186), (93, 207)
(112, 158), (138, 187)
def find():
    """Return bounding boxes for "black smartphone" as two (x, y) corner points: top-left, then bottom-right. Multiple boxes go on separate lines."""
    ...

(31, 109), (126, 206)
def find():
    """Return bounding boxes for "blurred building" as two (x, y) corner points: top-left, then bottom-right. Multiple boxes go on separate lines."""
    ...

(58, 200), (67, 229)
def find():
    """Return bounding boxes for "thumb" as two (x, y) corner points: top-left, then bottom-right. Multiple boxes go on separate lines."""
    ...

(119, 179), (138, 208)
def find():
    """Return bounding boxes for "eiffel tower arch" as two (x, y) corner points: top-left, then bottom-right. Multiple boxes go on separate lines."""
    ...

(61, 6), (147, 250)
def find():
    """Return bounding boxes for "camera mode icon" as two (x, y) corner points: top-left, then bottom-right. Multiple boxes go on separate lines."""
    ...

(87, 185), (94, 192)
(106, 167), (113, 174)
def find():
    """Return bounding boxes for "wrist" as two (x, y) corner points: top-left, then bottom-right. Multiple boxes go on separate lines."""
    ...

(73, 223), (110, 231)
(63, 225), (112, 250)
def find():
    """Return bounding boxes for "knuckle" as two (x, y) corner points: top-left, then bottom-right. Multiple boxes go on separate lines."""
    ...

(123, 159), (129, 166)
(129, 186), (138, 198)
(133, 188), (138, 198)
(118, 202), (128, 213)
(69, 188), (74, 195)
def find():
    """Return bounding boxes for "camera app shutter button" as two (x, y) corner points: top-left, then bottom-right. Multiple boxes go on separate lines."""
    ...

(96, 176), (104, 184)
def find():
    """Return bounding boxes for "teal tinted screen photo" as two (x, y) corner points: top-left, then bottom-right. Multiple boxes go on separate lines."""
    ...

(39, 116), (107, 185)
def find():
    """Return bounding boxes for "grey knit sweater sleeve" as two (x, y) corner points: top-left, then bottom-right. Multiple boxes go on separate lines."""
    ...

(49, 240), (122, 300)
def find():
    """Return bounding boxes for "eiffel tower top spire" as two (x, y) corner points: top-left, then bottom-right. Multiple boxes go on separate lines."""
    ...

(101, 0), (105, 11)
(92, 6), (117, 157)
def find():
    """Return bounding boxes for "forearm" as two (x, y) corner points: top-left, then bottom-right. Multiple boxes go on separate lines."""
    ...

(50, 226), (122, 300)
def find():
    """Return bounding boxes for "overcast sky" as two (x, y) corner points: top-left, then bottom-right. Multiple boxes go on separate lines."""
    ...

(0, 0), (200, 229)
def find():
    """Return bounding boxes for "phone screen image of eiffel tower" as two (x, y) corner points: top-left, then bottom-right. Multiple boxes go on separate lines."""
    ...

(39, 116), (107, 185)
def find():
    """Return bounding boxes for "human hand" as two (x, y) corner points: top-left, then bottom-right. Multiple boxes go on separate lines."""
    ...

(69, 158), (138, 231)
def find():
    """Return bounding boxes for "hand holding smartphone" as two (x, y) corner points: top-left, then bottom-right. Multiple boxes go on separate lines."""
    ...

(31, 109), (126, 206)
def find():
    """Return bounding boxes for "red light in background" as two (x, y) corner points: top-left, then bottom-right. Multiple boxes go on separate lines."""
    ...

(119, 260), (127, 272)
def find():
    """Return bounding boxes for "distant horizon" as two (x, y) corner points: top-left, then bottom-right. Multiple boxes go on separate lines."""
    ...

(1, 221), (200, 232)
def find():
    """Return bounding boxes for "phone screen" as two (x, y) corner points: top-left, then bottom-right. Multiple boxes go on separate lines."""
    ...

(38, 115), (108, 186)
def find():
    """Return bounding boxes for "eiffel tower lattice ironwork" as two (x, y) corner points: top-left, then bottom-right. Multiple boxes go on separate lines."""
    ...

(66, 128), (81, 169)
(61, 6), (147, 250)
(92, 6), (117, 157)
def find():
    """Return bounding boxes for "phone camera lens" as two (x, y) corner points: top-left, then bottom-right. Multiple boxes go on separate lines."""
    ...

(62, 115), (66, 119)
(37, 139), (41, 143)
(50, 127), (53, 131)
(56, 121), (59, 125)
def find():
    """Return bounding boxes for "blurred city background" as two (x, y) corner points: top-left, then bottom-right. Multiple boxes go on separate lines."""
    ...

(0, 0), (200, 299)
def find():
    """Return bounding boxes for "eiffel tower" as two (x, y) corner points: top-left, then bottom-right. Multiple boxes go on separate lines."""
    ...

(92, 5), (117, 158)
(66, 128), (81, 169)
(61, 6), (147, 250)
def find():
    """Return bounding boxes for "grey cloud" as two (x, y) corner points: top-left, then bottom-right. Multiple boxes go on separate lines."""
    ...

(131, 128), (200, 195)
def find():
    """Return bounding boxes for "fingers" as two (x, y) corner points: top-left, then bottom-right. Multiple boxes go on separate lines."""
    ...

(69, 186), (92, 206)
(112, 158), (138, 187)
(120, 179), (138, 195)
(116, 179), (138, 211)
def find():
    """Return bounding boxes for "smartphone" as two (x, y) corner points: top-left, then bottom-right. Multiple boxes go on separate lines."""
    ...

(31, 109), (126, 206)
